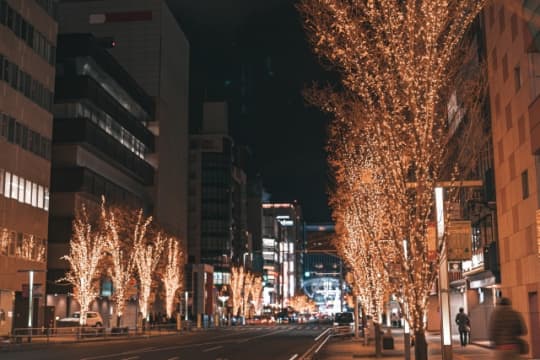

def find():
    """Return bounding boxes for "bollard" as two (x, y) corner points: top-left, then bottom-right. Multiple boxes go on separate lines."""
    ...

(197, 313), (202, 329)
(176, 313), (182, 331)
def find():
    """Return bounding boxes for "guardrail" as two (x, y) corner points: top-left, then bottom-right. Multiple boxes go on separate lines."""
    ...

(298, 327), (334, 360)
(9, 323), (185, 344)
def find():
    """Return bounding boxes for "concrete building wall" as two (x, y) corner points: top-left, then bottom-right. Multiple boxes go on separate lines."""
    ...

(484, 1), (540, 355)
(0, 0), (57, 332)
(57, 0), (189, 241)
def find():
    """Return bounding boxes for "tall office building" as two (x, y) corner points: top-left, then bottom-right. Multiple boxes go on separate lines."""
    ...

(56, 0), (189, 242)
(262, 202), (302, 308)
(188, 101), (252, 316)
(482, 1), (540, 355)
(0, 0), (57, 335)
(46, 33), (155, 327)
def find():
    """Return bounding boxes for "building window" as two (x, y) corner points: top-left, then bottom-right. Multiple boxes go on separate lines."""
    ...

(505, 103), (512, 130)
(502, 54), (509, 82)
(514, 65), (521, 91)
(0, 112), (51, 160)
(511, 13), (518, 41)
(522, 170), (529, 199)
(0, 169), (49, 211)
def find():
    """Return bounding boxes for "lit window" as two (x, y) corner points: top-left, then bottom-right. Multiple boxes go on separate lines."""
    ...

(44, 188), (49, 211)
(0, 169), (4, 195)
(18, 176), (24, 201)
(11, 174), (18, 199)
(25, 179), (31, 204)
(3, 171), (10, 197)
(32, 183), (37, 207)
(37, 185), (43, 208)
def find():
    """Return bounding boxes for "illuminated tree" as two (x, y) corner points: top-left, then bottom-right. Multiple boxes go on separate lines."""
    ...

(242, 271), (254, 317)
(230, 265), (245, 317)
(251, 276), (264, 315)
(61, 205), (105, 326)
(133, 211), (165, 321)
(299, 2), (488, 358)
(101, 200), (136, 327)
(288, 294), (316, 314)
(160, 236), (185, 319)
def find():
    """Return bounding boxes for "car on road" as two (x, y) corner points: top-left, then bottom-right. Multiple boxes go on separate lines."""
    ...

(58, 311), (104, 327)
(333, 312), (354, 335)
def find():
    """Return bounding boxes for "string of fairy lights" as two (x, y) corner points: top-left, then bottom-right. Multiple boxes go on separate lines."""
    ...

(61, 199), (184, 326)
(229, 265), (264, 317)
(299, 0), (488, 343)
(61, 205), (106, 326)
(161, 237), (184, 319)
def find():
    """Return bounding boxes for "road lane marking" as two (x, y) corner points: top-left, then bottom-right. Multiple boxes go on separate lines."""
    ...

(202, 345), (222, 352)
(167, 357), (180, 360)
(314, 333), (331, 354)
(120, 357), (139, 360)
(80, 347), (155, 360)
(236, 328), (289, 343)
(314, 327), (332, 341)
(288, 354), (299, 360)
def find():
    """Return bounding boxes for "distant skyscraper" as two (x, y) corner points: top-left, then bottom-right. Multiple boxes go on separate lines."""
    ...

(262, 202), (302, 308)
(56, 0), (190, 243)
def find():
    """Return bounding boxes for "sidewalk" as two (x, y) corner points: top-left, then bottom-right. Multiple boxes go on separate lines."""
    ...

(316, 328), (497, 360)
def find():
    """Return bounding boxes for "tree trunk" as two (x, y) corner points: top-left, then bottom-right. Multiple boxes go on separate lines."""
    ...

(414, 330), (428, 360)
(116, 315), (121, 328)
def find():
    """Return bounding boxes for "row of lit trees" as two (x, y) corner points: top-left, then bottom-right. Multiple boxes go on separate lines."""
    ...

(61, 198), (185, 327)
(299, 1), (488, 359)
(229, 265), (264, 318)
(287, 294), (317, 314)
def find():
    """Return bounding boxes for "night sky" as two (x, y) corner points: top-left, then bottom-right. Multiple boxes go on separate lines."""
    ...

(168, 1), (334, 222)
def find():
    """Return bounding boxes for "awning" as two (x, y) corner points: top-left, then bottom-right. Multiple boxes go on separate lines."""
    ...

(466, 270), (497, 289)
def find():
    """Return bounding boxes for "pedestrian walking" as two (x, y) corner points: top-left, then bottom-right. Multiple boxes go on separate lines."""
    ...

(455, 307), (470, 347)
(489, 297), (528, 360)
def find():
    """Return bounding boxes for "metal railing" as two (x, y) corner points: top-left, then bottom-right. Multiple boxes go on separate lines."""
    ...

(10, 323), (183, 344)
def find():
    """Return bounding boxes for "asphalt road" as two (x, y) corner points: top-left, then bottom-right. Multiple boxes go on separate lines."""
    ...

(2, 323), (331, 360)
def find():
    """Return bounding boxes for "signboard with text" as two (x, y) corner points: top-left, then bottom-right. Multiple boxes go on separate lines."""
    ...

(447, 220), (472, 261)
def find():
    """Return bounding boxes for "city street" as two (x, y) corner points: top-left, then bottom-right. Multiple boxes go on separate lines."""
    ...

(1, 323), (330, 360)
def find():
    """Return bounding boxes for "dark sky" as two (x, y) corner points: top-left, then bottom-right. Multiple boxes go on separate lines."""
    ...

(168, 1), (333, 222)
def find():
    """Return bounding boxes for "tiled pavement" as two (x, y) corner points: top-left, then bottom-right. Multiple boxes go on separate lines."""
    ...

(316, 328), (498, 360)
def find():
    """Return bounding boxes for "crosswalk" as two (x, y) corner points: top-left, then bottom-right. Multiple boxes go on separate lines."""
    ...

(223, 325), (328, 332)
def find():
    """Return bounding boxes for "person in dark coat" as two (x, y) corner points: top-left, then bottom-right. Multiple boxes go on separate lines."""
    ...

(489, 297), (527, 360)
(455, 307), (470, 346)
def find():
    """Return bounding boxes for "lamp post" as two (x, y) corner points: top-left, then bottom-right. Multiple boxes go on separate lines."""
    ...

(218, 295), (229, 325)
(18, 269), (44, 341)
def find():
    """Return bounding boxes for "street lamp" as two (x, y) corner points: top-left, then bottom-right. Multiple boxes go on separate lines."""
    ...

(18, 269), (44, 341)
(218, 295), (229, 325)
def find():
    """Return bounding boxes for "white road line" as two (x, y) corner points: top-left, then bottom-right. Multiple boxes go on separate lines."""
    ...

(120, 357), (139, 360)
(314, 334), (331, 354)
(314, 327), (332, 341)
(80, 347), (154, 360)
(202, 345), (222, 352)
(236, 328), (289, 343)
(167, 357), (180, 360)
(288, 354), (299, 360)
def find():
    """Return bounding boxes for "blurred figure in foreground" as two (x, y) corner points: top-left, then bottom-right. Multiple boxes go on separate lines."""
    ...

(489, 297), (527, 360)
